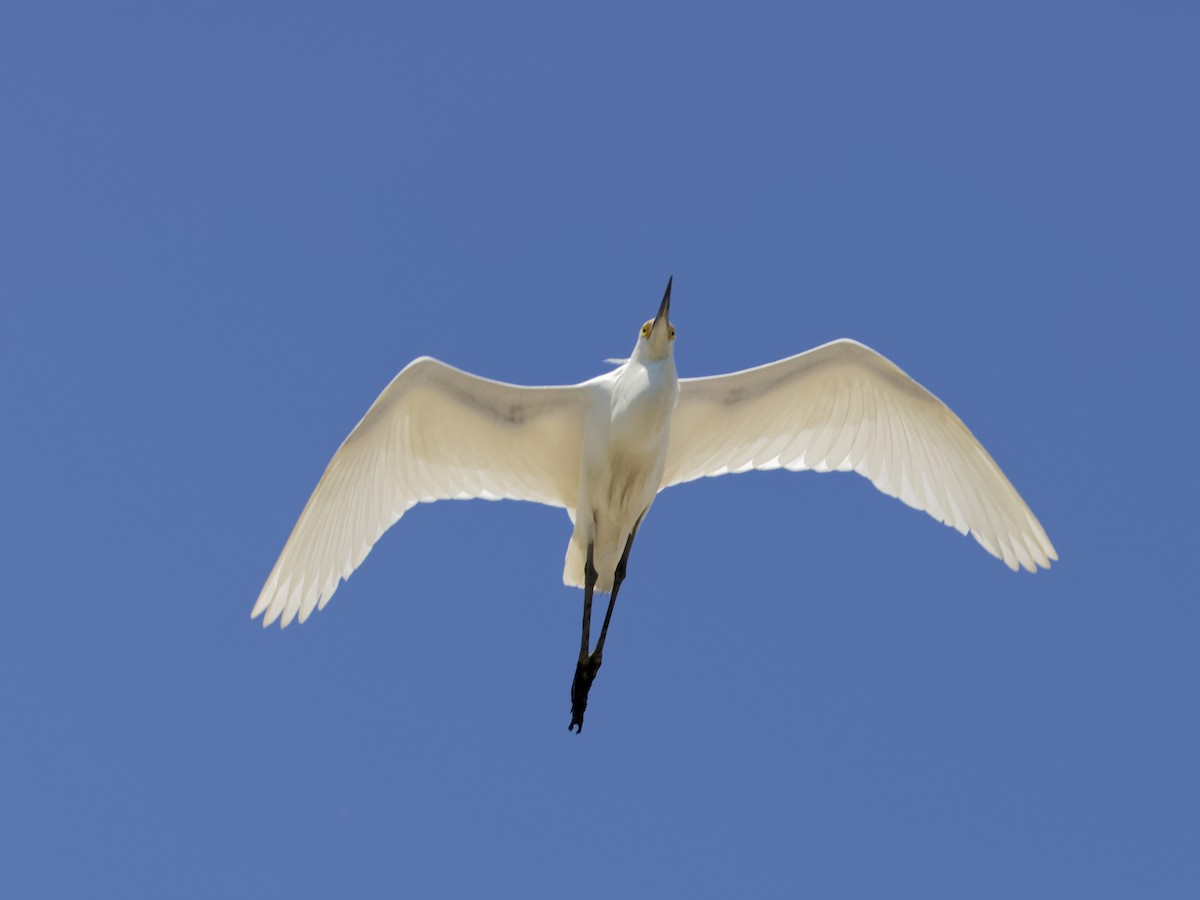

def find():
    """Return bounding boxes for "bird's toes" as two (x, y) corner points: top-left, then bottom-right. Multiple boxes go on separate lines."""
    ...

(569, 653), (605, 734)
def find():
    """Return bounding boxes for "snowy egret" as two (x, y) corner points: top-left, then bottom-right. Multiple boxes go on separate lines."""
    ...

(254, 277), (1056, 731)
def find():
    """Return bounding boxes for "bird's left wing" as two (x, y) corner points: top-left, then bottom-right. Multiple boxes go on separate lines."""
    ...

(660, 339), (1056, 572)
(254, 357), (587, 627)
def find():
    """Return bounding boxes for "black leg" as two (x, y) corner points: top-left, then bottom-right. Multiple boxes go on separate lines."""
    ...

(569, 542), (598, 733)
(568, 517), (642, 734)
(592, 525), (638, 662)
(577, 541), (596, 663)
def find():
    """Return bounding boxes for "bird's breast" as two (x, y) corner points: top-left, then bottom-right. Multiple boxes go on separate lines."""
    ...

(608, 362), (678, 448)
(580, 362), (678, 522)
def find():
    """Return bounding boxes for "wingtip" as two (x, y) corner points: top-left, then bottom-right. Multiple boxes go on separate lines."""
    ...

(252, 595), (288, 629)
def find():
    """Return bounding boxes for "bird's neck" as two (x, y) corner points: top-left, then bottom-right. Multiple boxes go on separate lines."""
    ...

(628, 345), (675, 375)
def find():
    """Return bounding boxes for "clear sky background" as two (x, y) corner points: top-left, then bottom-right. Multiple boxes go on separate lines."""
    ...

(2, 3), (1197, 897)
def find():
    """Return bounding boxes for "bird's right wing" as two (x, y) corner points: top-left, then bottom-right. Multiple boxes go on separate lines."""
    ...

(254, 357), (587, 627)
(661, 339), (1056, 572)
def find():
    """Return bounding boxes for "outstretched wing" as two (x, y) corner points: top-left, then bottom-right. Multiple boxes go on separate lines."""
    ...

(661, 339), (1056, 571)
(254, 357), (587, 627)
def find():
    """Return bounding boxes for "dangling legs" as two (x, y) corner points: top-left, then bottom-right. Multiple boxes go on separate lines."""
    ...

(569, 542), (599, 733)
(569, 518), (641, 734)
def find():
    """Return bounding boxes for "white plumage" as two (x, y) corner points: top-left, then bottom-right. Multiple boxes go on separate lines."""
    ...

(253, 287), (1055, 631)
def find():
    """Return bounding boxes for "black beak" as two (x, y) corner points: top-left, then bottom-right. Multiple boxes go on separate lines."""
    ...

(653, 276), (672, 331)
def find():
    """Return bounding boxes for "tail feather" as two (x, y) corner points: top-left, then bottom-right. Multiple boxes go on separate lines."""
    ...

(562, 531), (617, 593)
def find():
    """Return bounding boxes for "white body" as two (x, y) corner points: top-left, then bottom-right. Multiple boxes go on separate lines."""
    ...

(566, 346), (680, 591)
(252, 301), (1056, 629)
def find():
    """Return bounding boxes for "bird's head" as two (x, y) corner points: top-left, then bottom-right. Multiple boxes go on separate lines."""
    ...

(634, 276), (675, 361)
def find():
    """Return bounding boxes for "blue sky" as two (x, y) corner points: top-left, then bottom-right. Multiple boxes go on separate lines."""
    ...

(2, 2), (1197, 897)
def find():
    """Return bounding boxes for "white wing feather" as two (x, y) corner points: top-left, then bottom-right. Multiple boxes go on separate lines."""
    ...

(254, 357), (587, 627)
(661, 339), (1056, 571)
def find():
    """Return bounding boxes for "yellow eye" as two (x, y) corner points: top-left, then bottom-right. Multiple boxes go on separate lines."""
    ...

(640, 321), (652, 338)
(669, 326), (676, 340)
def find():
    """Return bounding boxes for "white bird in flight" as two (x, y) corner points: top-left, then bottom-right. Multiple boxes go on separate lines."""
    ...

(254, 278), (1056, 731)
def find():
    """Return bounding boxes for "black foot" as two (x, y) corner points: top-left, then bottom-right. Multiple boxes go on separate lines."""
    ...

(568, 654), (602, 733)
